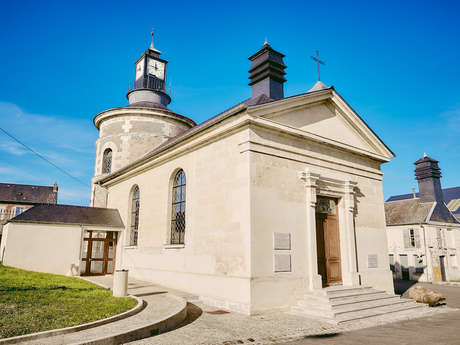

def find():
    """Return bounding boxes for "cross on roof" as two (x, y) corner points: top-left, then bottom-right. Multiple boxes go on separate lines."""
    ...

(310, 50), (325, 81)
(150, 28), (155, 49)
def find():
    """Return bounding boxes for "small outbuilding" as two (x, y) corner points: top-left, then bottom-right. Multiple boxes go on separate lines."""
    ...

(0, 204), (124, 276)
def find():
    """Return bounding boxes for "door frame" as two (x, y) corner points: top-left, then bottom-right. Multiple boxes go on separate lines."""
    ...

(81, 231), (118, 276)
(299, 170), (360, 290)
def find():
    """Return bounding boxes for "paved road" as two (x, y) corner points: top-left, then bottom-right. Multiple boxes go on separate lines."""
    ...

(279, 281), (460, 345)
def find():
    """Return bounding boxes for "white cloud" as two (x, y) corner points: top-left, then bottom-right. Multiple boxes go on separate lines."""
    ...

(0, 142), (28, 156)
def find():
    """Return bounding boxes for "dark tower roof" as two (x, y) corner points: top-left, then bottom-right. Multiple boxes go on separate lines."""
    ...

(248, 42), (287, 100)
(414, 154), (443, 203)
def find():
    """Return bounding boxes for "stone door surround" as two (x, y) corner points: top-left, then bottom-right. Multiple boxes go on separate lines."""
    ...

(299, 169), (360, 290)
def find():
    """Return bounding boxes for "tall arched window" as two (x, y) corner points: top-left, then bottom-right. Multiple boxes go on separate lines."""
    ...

(130, 185), (140, 246)
(171, 170), (186, 244)
(102, 148), (112, 174)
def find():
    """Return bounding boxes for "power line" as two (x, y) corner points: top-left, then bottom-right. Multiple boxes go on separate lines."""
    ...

(0, 126), (88, 186)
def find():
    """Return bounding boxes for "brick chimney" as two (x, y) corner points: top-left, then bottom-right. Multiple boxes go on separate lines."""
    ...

(414, 155), (443, 203)
(248, 42), (287, 100)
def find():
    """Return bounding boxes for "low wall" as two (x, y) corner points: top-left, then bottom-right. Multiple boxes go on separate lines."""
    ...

(1, 222), (82, 276)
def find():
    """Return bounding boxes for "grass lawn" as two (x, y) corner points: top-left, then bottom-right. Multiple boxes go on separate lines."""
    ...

(0, 264), (137, 339)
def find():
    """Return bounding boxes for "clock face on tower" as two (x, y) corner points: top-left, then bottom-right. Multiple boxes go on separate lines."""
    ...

(147, 58), (165, 80)
(135, 58), (144, 80)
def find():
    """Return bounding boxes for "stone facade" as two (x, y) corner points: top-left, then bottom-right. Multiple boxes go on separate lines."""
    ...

(94, 87), (395, 314)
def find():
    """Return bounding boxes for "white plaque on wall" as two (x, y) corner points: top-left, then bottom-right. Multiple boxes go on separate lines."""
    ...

(274, 254), (291, 272)
(274, 232), (291, 250)
(368, 254), (378, 268)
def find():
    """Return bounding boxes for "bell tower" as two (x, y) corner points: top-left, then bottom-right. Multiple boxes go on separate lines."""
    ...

(127, 30), (171, 108)
(91, 31), (195, 207)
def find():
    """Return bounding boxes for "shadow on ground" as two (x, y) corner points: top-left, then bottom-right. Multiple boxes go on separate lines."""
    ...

(305, 333), (340, 339)
(176, 303), (203, 328)
(393, 279), (418, 295)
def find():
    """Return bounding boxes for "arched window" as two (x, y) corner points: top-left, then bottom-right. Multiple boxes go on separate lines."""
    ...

(102, 149), (112, 174)
(130, 185), (140, 246)
(171, 170), (186, 244)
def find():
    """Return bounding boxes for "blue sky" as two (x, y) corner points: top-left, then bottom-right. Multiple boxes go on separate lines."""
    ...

(0, 0), (459, 205)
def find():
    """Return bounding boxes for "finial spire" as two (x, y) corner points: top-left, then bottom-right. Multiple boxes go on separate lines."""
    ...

(424, 152), (427, 157)
(150, 28), (155, 50)
(310, 50), (325, 81)
(264, 37), (268, 45)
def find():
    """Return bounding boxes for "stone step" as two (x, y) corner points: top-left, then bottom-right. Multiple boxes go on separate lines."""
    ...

(323, 287), (379, 298)
(300, 291), (395, 307)
(310, 285), (372, 295)
(295, 294), (410, 315)
(292, 299), (425, 323)
(332, 296), (409, 314)
(330, 292), (397, 306)
(335, 301), (426, 323)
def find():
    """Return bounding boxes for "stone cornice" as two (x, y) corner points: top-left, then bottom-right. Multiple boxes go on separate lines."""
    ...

(93, 106), (196, 130)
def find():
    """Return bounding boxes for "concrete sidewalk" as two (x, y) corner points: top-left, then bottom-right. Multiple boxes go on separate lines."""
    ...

(14, 276), (189, 345)
(128, 298), (452, 345)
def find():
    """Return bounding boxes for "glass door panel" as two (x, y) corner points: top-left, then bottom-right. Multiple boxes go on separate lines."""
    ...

(90, 261), (104, 274)
(91, 240), (105, 259)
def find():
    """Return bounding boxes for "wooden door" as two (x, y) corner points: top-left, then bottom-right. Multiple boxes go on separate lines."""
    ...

(81, 231), (117, 276)
(316, 197), (342, 287)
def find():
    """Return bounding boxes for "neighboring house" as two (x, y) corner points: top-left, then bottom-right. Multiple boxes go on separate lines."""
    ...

(385, 156), (460, 282)
(0, 182), (58, 242)
(2, 38), (410, 318)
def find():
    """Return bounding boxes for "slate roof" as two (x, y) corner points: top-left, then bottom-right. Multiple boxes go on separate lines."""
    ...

(387, 186), (460, 218)
(0, 183), (57, 204)
(9, 204), (124, 227)
(141, 94), (275, 158)
(385, 198), (460, 226)
(385, 199), (435, 226)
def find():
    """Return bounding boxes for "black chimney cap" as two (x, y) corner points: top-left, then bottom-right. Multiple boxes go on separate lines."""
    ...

(248, 42), (287, 100)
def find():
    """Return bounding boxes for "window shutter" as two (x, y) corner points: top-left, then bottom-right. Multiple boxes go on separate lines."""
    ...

(403, 229), (411, 249)
(415, 229), (421, 248)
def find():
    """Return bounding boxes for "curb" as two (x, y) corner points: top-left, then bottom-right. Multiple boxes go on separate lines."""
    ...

(69, 293), (188, 345)
(0, 296), (144, 345)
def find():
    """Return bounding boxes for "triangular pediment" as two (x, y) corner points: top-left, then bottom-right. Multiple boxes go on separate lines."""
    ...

(247, 89), (394, 160)
(269, 102), (375, 151)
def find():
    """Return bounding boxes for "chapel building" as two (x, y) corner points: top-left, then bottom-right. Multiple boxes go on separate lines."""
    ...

(2, 37), (421, 318)
(88, 38), (398, 314)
